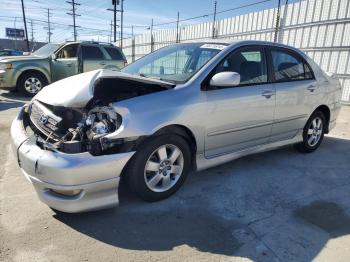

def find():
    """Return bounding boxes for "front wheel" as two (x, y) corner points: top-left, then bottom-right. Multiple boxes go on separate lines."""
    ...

(17, 72), (47, 97)
(295, 111), (326, 153)
(125, 134), (191, 202)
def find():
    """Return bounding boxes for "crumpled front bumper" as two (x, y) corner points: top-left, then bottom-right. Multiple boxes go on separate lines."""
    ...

(11, 106), (135, 213)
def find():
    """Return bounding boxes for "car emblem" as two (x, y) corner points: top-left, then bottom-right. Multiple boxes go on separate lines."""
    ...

(39, 115), (48, 125)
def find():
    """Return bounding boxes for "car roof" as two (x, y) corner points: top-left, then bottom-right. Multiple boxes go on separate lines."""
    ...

(181, 39), (304, 56)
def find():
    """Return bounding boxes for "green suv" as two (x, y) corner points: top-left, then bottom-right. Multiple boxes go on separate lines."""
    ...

(0, 41), (127, 96)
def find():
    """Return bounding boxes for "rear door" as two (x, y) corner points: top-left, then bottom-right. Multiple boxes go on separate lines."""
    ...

(103, 46), (126, 70)
(268, 47), (319, 142)
(204, 46), (275, 157)
(80, 45), (107, 72)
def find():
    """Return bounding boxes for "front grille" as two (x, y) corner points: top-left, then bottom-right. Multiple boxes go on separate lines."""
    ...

(29, 101), (62, 138)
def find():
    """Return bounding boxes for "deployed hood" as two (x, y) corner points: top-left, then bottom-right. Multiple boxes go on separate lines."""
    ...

(34, 69), (174, 108)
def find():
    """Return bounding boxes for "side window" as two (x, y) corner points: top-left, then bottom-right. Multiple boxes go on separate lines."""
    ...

(215, 48), (267, 86)
(104, 47), (124, 60)
(271, 49), (314, 82)
(56, 44), (78, 59)
(81, 46), (105, 60)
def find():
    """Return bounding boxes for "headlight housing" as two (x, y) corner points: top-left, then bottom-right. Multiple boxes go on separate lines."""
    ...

(0, 63), (12, 70)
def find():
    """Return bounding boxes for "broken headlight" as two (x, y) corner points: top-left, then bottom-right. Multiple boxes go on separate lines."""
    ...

(85, 106), (121, 139)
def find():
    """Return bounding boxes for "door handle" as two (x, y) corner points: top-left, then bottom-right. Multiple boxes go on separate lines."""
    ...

(261, 90), (275, 98)
(66, 63), (72, 67)
(307, 85), (316, 92)
(100, 62), (106, 65)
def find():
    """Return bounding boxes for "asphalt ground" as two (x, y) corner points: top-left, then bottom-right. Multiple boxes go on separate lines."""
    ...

(1, 90), (350, 262)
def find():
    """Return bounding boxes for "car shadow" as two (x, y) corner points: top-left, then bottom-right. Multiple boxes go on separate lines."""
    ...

(0, 91), (30, 111)
(53, 135), (350, 260)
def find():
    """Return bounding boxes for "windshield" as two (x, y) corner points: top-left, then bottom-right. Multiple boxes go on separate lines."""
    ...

(122, 43), (226, 84)
(33, 43), (60, 57)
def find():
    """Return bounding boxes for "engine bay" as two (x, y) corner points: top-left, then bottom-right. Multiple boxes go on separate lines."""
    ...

(26, 100), (121, 154)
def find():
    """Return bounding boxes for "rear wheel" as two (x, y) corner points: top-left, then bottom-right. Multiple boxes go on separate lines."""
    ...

(295, 111), (326, 153)
(17, 72), (47, 97)
(125, 134), (191, 202)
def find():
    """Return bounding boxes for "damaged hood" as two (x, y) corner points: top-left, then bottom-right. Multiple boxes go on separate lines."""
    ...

(34, 69), (174, 108)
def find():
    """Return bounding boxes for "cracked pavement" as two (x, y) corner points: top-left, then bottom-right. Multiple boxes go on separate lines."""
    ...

(1, 90), (350, 262)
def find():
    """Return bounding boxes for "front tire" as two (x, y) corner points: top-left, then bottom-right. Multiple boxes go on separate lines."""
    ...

(295, 111), (326, 153)
(125, 134), (191, 202)
(17, 72), (47, 97)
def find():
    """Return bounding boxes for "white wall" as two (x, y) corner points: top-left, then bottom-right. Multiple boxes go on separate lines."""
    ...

(122, 0), (350, 103)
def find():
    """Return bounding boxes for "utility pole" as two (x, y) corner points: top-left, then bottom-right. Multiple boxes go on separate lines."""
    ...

(131, 25), (135, 62)
(66, 0), (81, 41)
(45, 8), (53, 43)
(30, 20), (34, 45)
(109, 20), (113, 43)
(212, 0), (217, 39)
(14, 17), (17, 49)
(20, 0), (30, 51)
(150, 18), (154, 52)
(176, 11), (180, 43)
(107, 0), (121, 43)
(274, 0), (281, 42)
(120, 0), (124, 49)
(113, 0), (117, 42)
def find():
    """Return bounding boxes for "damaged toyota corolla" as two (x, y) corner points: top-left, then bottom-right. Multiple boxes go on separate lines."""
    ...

(11, 40), (341, 212)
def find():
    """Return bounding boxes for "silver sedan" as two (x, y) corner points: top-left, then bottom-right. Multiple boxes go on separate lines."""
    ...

(11, 40), (342, 212)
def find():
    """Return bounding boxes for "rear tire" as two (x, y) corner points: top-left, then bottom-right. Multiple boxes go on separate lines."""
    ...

(294, 111), (326, 153)
(125, 134), (191, 202)
(17, 72), (47, 97)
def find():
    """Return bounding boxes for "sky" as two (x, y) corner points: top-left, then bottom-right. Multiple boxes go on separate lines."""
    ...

(0, 0), (299, 44)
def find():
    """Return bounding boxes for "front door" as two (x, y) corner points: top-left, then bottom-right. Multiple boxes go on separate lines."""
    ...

(204, 46), (275, 158)
(51, 44), (78, 81)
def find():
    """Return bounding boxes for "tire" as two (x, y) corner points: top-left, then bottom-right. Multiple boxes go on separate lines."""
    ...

(125, 134), (191, 202)
(17, 72), (48, 97)
(294, 111), (326, 153)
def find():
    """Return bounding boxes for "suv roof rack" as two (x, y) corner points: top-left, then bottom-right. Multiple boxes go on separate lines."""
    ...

(80, 41), (117, 47)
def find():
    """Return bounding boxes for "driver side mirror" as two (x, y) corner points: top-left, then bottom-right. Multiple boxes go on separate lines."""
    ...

(209, 72), (240, 87)
(51, 53), (57, 60)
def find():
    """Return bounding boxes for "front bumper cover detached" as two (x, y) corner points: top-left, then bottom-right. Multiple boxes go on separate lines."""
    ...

(11, 106), (135, 213)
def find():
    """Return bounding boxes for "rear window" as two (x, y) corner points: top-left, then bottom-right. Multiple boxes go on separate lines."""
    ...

(104, 47), (124, 60)
(82, 46), (104, 60)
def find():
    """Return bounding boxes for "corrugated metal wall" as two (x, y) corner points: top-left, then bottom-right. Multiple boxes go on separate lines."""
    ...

(123, 0), (350, 103)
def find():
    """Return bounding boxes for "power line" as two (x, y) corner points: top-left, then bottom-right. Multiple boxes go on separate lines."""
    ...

(152, 0), (271, 28)
(66, 0), (81, 41)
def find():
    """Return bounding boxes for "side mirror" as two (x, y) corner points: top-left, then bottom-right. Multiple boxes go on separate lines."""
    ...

(209, 72), (240, 87)
(51, 53), (57, 60)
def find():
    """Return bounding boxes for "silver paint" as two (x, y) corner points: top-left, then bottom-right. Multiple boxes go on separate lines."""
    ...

(11, 40), (342, 212)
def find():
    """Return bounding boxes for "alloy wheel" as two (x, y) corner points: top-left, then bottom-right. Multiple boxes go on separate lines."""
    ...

(24, 77), (42, 94)
(307, 117), (323, 147)
(144, 144), (184, 192)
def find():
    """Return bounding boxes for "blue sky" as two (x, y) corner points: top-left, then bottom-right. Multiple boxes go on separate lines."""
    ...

(0, 0), (299, 43)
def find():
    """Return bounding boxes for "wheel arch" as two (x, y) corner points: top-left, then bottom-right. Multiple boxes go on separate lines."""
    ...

(312, 105), (331, 133)
(16, 69), (50, 90)
(153, 124), (198, 170)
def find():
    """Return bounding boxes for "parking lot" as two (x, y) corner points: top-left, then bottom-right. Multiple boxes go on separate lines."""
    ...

(0, 90), (349, 262)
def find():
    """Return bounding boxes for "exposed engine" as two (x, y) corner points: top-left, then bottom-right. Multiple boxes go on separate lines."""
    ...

(28, 100), (121, 154)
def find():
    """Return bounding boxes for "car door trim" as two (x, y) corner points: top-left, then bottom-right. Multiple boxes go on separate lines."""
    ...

(207, 114), (307, 137)
(207, 121), (274, 136)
